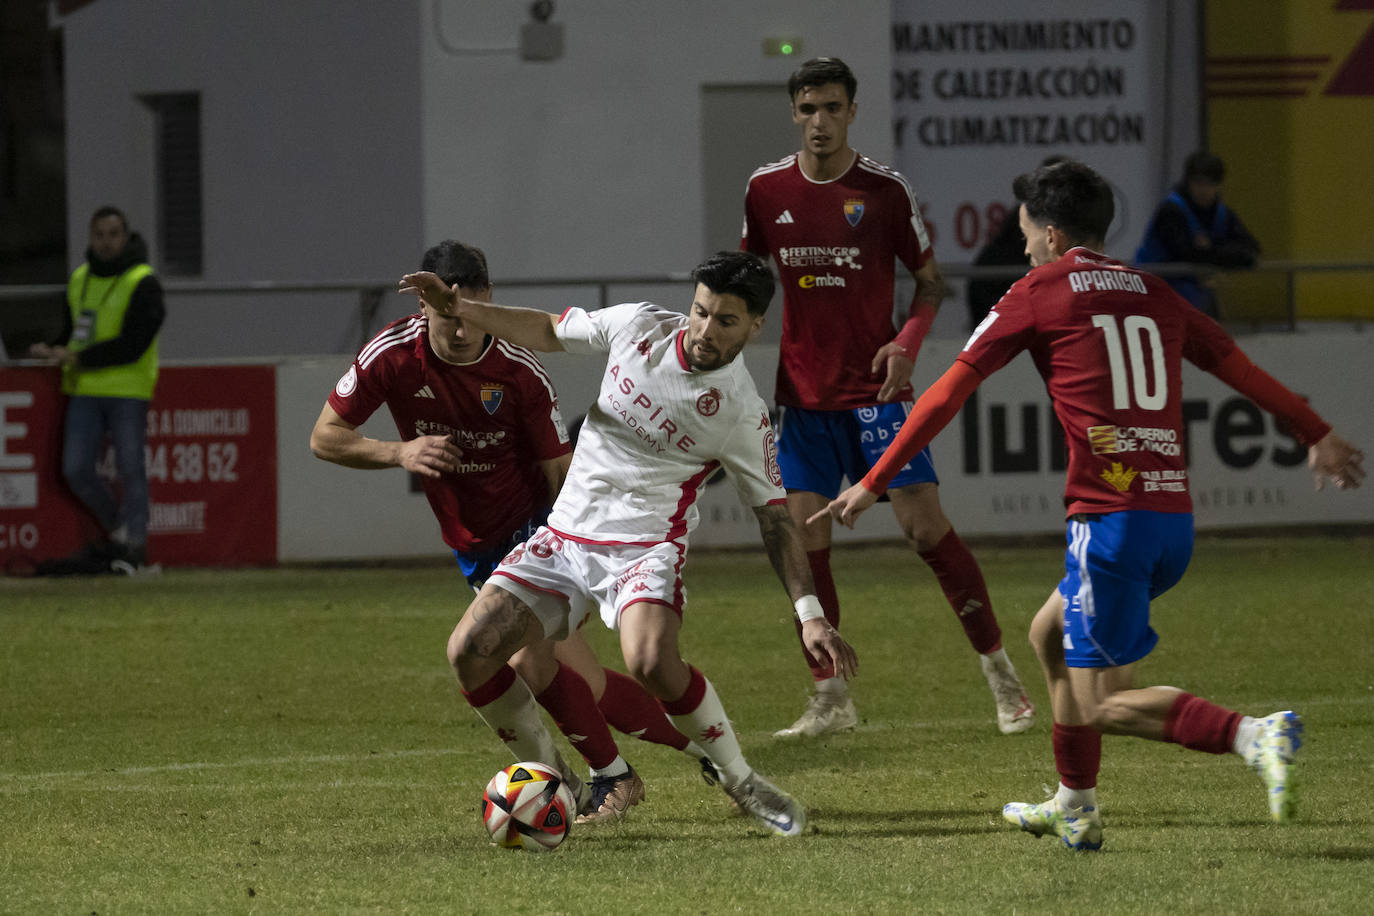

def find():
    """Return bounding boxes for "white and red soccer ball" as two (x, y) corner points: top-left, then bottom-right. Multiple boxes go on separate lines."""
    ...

(481, 761), (575, 852)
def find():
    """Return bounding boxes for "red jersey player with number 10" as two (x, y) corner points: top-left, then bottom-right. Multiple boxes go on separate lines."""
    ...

(742, 56), (1033, 739)
(815, 160), (1364, 851)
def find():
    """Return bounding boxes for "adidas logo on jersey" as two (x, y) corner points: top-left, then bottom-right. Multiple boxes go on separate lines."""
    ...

(775, 210), (795, 224)
(414, 385), (436, 399)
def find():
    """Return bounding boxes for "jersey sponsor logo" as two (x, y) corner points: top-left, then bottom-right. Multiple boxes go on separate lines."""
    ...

(778, 246), (862, 270)
(763, 428), (782, 487)
(696, 387), (722, 417)
(1088, 424), (1182, 457)
(637, 339), (653, 357)
(335, 365), (358, 397)
(605, 364), (698, 455)
(415, 420), (506, 450)
(1068, 269), (1148, 295)
(798, 274), (846, 289)
(1099, 461), (1139, 492)
(775, 209), (795, 224)
(414, 385), (436, 399)
(1139, 469), (1189, 493)
(844, 198), (865, 227)
(480, 383), (504, 415)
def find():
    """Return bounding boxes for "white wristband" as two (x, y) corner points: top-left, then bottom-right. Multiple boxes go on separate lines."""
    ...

(794, 595), (825, 624)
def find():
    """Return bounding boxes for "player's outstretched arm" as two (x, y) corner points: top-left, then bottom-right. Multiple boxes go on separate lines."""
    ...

(754, 503), (858, 679)
(310, 404), (461, 478)
(1309, 431), (1365, 491)
(398, 271), (564, 352)
(1206, 347), (1363, 491)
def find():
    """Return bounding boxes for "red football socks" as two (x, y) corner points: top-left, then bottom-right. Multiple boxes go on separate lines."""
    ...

(796, 547), (841, 681)
(533, 663), (621, 769)
(1164, 692), (1242, 754)
(1053, 722), (1102, 789)
(919, 528), (1002, 654)
(598, 668), (691, 751)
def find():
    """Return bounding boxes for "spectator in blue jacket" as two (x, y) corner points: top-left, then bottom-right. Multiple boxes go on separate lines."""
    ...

(1136, 151), (1261, 317)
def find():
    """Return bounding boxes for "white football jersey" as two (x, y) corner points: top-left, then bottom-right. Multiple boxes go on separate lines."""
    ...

(548, 303), (784, 544)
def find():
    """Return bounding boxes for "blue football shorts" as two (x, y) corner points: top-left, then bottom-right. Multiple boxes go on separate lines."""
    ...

(775, 403), (938, 499)
(453, 508), (551, 591)
(1058, 510), (1195, 668)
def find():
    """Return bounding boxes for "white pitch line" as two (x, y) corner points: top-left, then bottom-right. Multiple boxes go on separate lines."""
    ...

(0, 747), (464, 785)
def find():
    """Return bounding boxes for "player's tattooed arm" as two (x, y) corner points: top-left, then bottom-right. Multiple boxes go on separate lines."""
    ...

(753, 502), (815, 602)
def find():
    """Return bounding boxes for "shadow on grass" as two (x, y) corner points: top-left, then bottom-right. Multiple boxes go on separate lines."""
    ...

(1286, 846), (1374, 862)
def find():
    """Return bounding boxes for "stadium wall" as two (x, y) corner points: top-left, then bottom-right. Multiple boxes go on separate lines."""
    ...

(57, 1), (1201, 359)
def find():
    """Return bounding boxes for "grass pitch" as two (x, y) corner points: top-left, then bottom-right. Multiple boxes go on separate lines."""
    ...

(3, 536), (1373, 914)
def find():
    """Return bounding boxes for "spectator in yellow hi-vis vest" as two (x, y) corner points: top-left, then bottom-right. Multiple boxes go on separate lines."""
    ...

(29, 206), (166, 574)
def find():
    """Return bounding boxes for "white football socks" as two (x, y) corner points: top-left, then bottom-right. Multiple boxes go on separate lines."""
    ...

(1233, 715), (1262, 764)
(667, 674), (751, 788)
(1056, 782), (1098, 812)
(466, 672), (561, 766)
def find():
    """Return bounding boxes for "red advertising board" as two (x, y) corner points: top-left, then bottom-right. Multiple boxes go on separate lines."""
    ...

(0, 365), (277, 569)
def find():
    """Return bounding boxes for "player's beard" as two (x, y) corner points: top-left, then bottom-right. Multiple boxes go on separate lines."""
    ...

(686, 335), (741, 371)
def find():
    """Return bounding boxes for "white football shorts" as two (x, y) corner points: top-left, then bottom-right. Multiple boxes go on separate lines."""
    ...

(488, 526), (687, 638)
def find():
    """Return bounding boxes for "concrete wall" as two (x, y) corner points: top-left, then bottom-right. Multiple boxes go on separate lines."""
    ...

(416, 0), (893, 280)
(61, 0), (425, 359)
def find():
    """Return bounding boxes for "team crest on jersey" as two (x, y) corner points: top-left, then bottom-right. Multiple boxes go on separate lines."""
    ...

(696, 387), (722, 417)
(480, 383), (504, 415)
(844, 198), (865, 227)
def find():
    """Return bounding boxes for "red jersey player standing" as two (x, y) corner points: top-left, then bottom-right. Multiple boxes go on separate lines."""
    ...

(742, 56), (1034, 737)
(311, 240), (715, 814)
(814, 160), (1364, 850)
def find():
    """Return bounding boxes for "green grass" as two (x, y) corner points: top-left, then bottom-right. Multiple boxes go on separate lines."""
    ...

(3, 536), (1373, 914)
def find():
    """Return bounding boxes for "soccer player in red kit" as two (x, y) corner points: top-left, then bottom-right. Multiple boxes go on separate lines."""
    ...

(312, 240), (713, 816)
(742, 56), (1033, 737)
(814, 160), (1365, 850)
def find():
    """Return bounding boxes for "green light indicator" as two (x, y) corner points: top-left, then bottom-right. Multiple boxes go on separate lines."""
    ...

(780, 42), (794, 55)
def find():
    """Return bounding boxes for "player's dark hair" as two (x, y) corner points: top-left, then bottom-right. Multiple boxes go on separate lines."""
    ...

(1012, 159), (1114, 247)
(90, 205), (128, 231)
(421, 240), (490, 290)
(691, 251), (775, 316)
(1183, 150), (1225, 184)
(788, 56), (857, 102)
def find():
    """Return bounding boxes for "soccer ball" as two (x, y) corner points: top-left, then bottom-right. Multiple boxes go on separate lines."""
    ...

(481, 761), (575, 852)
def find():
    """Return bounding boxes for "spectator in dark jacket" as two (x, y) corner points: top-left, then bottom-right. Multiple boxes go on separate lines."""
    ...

(1136, 151), (1261, 317)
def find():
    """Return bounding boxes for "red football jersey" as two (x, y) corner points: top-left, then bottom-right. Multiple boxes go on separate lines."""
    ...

(742, 152), (934, 410)
(328, 314), (571, 553)
(958, 248), (1237, 516)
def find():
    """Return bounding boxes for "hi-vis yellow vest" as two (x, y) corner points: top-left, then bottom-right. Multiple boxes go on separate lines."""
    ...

(64, 263), (159, 399)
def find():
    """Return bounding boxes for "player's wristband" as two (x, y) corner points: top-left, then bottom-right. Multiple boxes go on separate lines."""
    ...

(794, 595), (825, 624)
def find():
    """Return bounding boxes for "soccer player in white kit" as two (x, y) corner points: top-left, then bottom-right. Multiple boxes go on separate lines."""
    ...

(400, 251), (858, 835)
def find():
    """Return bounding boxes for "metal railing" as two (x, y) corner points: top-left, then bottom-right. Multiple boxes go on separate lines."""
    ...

(3, 260), (1369, 358)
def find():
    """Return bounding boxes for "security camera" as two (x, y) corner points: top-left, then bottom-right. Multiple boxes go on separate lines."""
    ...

(530, 0), (554, 23)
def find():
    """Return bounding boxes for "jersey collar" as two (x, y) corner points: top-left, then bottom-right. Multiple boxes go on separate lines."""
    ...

(674, 329), (692, 371)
